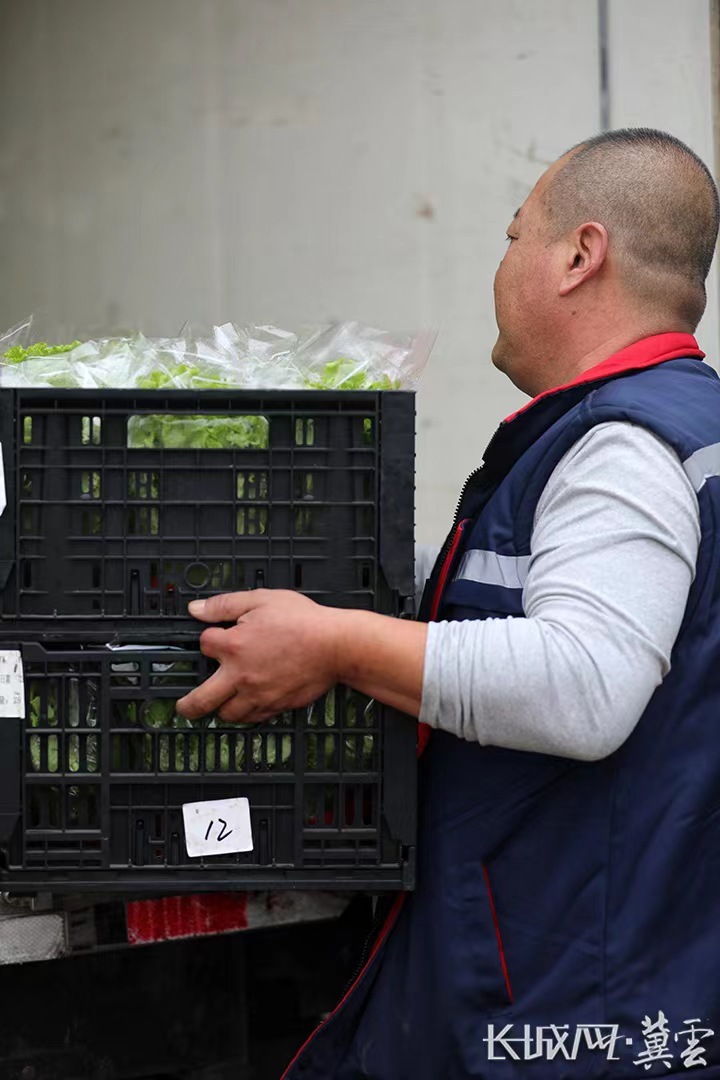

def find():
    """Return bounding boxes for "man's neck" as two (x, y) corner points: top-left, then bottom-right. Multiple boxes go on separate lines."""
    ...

(533, 322), (693, 396)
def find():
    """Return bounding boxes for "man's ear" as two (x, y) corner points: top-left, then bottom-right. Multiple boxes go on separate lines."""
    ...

(558, 221), (609, 296)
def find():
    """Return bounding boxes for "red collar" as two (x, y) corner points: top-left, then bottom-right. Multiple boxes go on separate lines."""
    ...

(504, 332), (705, 423)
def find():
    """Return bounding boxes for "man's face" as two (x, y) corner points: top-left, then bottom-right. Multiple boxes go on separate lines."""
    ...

(491, 159), (568, 393)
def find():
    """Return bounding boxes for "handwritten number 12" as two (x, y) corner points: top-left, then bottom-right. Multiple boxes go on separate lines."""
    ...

(204, 818), (234, 843)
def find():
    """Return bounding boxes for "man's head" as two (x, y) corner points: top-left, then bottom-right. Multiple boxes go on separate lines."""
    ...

(492, 128), (720, 396)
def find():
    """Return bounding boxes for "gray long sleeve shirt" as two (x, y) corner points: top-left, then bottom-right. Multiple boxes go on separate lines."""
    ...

(418, 421), (700, 761)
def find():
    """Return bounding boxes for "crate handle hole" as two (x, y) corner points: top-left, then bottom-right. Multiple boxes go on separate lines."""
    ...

(81, 416), (102, 446)
(185, 562), (210, 589)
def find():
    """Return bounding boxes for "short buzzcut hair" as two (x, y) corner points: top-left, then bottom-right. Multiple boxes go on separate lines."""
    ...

(544, 128), (719, 328)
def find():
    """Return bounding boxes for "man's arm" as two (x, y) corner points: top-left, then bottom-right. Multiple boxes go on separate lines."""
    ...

(420, 421), (700, 759)
(175, 589), (428, 723)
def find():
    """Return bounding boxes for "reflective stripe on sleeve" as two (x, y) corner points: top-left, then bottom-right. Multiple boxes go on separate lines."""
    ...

(453, 550), (531, 589)
(683, 443), (720, 493)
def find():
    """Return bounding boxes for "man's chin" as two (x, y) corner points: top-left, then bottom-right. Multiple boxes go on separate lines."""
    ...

(492, 340), (528, 394)
(490, 339), (507, 373)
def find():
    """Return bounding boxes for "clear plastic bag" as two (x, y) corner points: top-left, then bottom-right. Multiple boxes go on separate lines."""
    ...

(298, 322), (435, 390)
(0, 318), (434, 392)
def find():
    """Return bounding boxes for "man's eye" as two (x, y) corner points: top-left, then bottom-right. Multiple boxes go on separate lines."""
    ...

(505, 234), (515, 244)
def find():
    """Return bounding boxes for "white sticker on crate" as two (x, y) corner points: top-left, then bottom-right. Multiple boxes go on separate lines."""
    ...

(0, 650), (24, 719)
(0, 443), (5, 518)
(182, 797), (253, 858)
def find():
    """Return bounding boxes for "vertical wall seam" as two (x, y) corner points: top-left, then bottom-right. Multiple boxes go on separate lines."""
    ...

(709, 0), (720, 366)
(598, 0), (611, 132)
(709, 1), (720, 244)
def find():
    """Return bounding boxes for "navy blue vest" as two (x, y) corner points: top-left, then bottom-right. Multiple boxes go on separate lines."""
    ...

(284, 357), (720, 1079)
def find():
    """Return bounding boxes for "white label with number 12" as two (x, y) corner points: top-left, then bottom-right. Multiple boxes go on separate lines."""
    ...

(182, 797), (254, 858)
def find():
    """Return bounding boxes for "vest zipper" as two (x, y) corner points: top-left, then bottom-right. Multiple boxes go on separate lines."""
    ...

(279, 894), (406, 1079)
(424, 455), (489, 622)
(437, 448), (501, 574)
(414, 516), (470, 757)
(428, 517), (469, 621)
(420, 466), (483, 624)
(453, 465), (484, 523)
(336, 894), (397, 1000)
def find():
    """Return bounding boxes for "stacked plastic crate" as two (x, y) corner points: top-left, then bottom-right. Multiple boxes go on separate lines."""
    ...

(0, 388), (417, 892)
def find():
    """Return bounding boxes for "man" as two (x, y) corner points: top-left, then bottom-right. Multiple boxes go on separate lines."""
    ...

(178, 129), (720, 1078)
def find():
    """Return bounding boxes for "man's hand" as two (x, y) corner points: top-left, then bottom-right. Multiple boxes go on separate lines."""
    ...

(175, 590), (342, 724)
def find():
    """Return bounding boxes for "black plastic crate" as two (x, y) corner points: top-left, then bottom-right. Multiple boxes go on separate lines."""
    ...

(0, 389), (414, 642)
(0, 642), (417, 892)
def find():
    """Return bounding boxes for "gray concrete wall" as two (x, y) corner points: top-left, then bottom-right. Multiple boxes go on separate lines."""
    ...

(0, 0), (716, 543)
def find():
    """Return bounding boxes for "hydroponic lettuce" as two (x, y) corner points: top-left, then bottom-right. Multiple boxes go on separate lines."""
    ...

(3, 340), (82, 363)
(303, 357), (399, 391)
(27, 661), (373, 774)
(0, 319), (432, 392)
(126, 413), (270, 450)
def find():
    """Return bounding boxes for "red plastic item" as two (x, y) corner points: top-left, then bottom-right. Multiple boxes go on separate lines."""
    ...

(126, 892), (248, 945)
